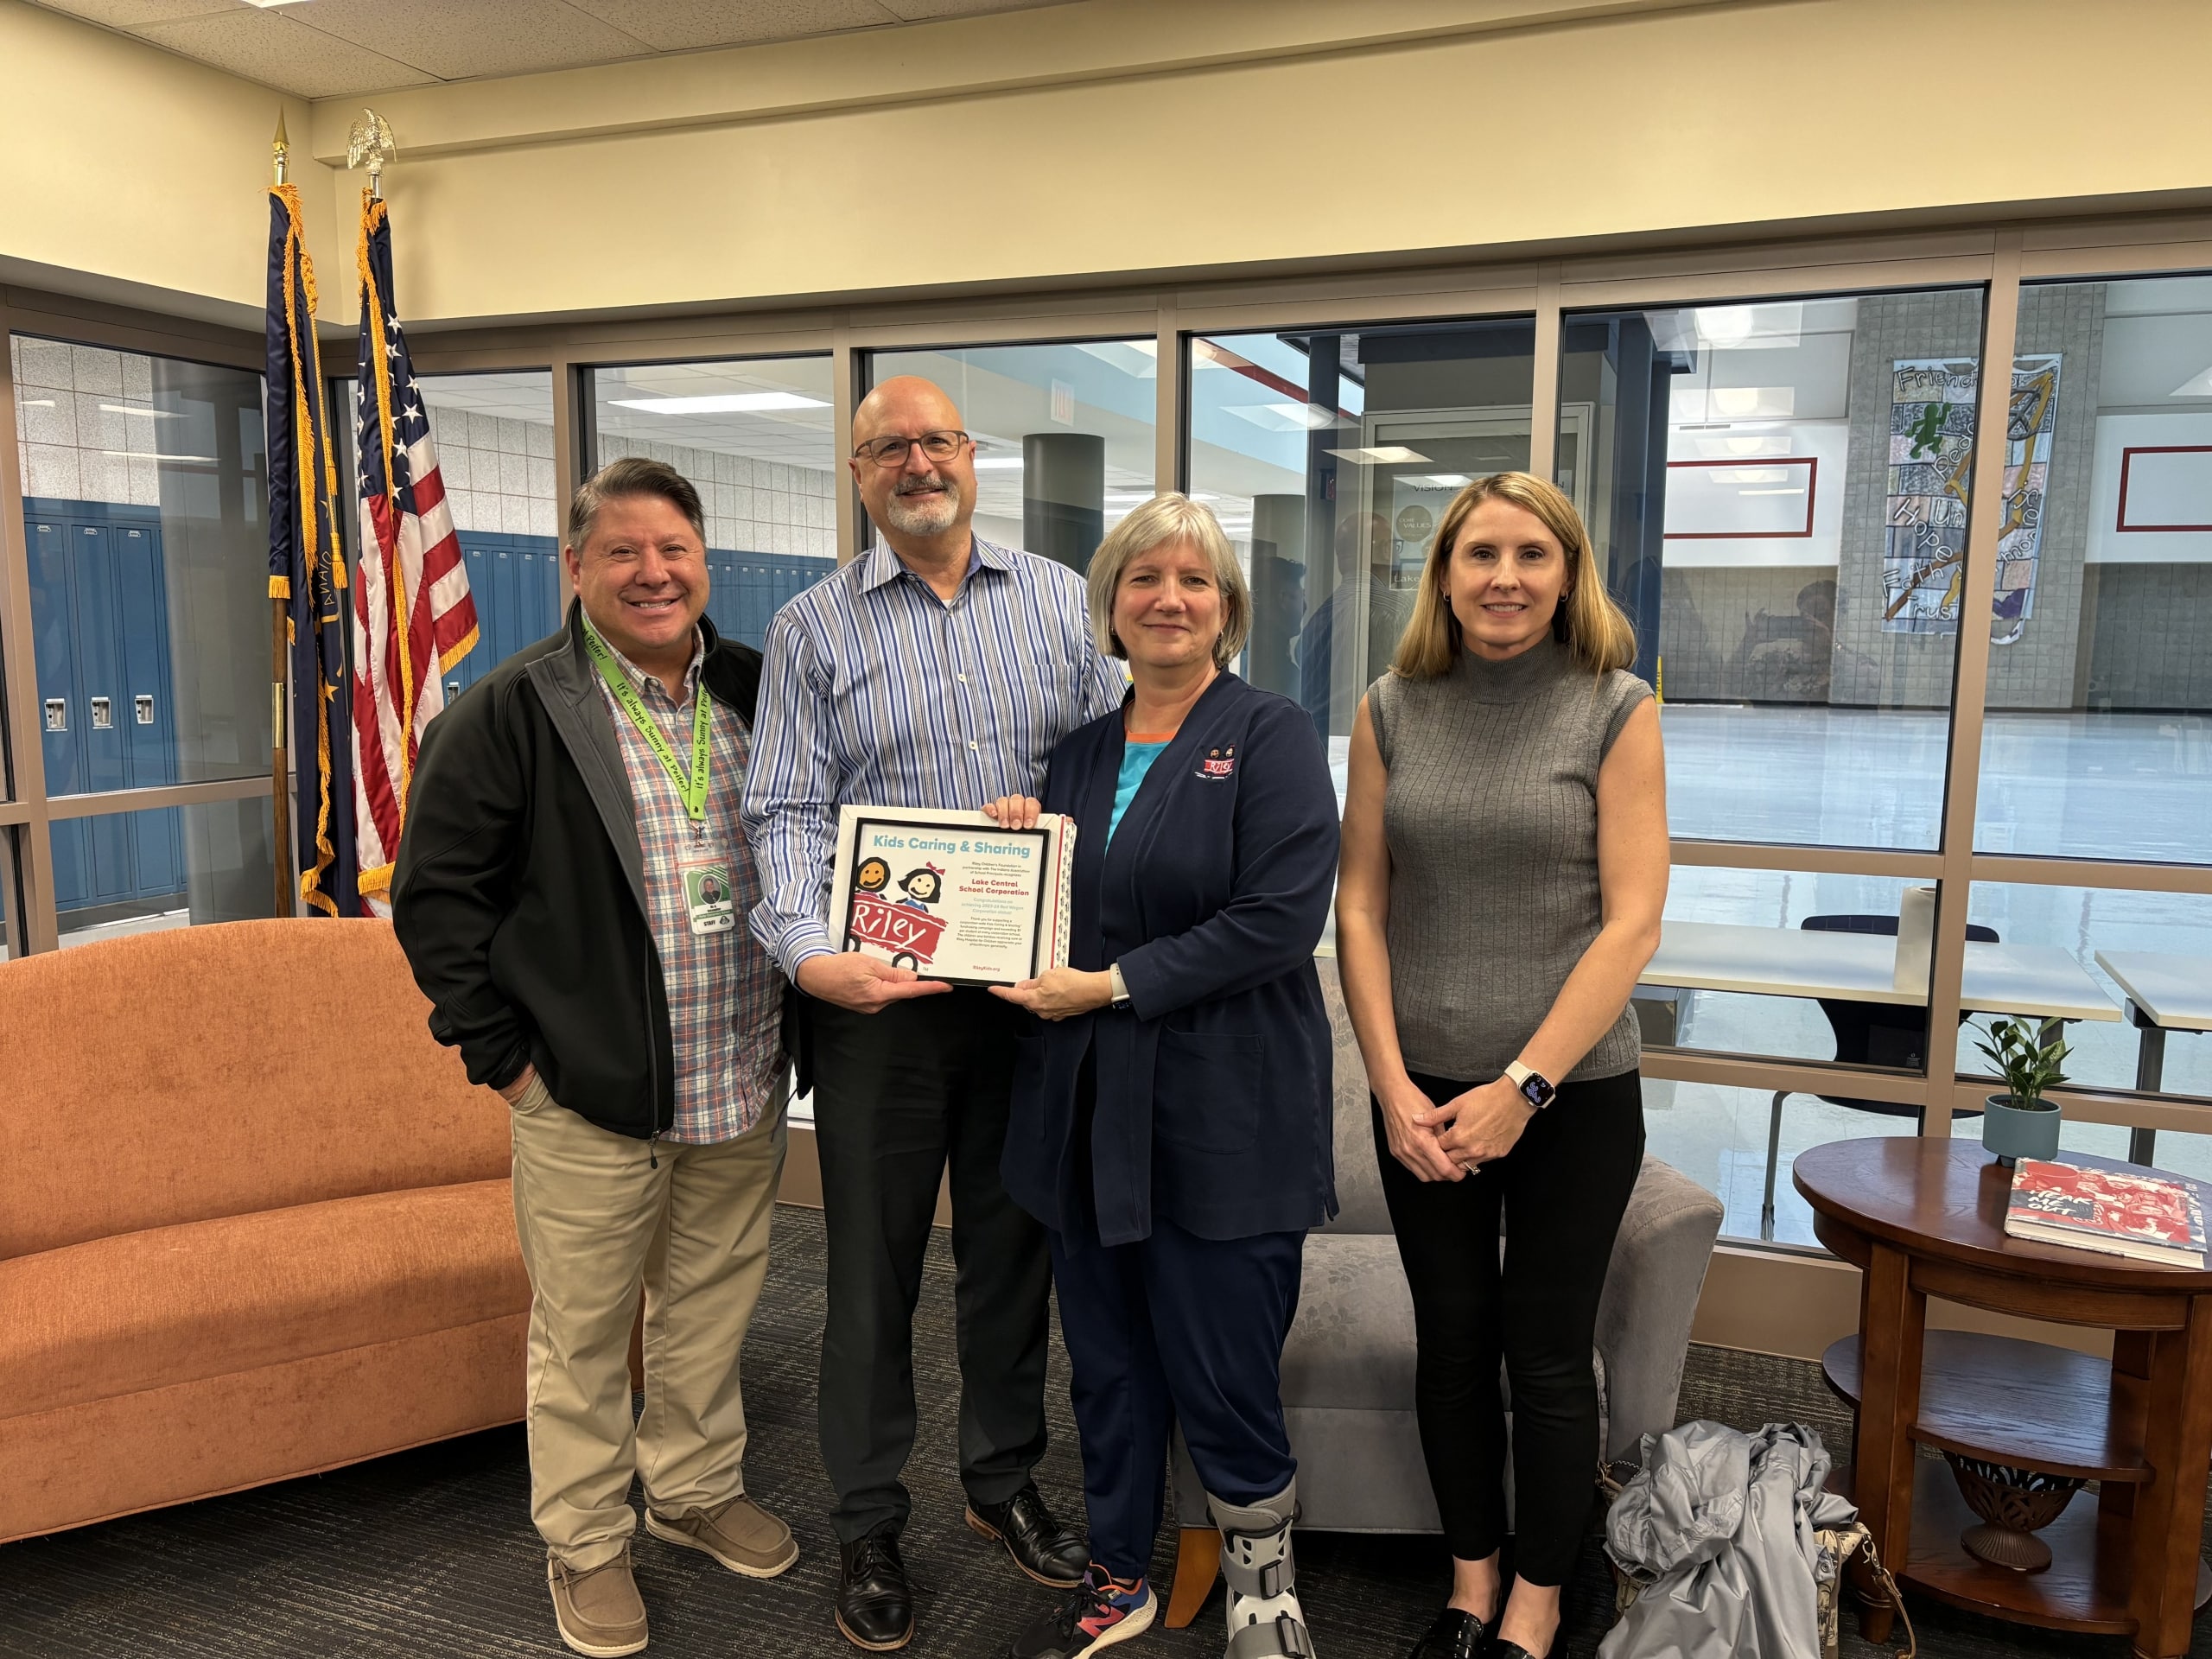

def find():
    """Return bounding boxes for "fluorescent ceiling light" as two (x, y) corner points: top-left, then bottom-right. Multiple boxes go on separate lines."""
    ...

(103, 449), (212, 461)
(240, 1), (314, 9)
(1406, 473), (1473, 488)
(1697, 386), (1796, 420)
(1225, 403), (1334, 432)
(100, 404), (180, 419)
(610, 392), (828, 414)
(2170, 364), (2212, 397)
(1691, 302), (1803, 350)
(1073, 341), (1158, 378)
(20, 397), (54, 408)
(1325, 446), (1431, 465)
(1740, 487), (1806, 496)
(973, 456), (1024, 469)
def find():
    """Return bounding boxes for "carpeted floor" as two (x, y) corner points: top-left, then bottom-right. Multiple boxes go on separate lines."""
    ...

(3, 1204), (2206, 1658)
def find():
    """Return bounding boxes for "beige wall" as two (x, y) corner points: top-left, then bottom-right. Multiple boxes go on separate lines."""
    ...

(312, 0), (2209, 327)
(6, 0), (2211, 327)
(0, 0), (337, 327)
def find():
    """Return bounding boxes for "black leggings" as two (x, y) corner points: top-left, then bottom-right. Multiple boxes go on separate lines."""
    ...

(1372, 1068), (1644, 1585)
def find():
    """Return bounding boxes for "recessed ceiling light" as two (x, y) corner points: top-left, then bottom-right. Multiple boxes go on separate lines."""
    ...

(610, 392), (828, 414)
(1226, 403), (1334, 432)
(1325, 446), (1431, 465)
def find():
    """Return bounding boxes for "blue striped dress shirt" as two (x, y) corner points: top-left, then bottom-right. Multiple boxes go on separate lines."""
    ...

(741, 538), (1128, 976)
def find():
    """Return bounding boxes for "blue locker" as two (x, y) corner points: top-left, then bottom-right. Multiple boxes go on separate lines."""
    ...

(492, 545), (518, 666)
(115, 524), (183, 894)
(24, 505), (185, 914)
(27, 518), (88, 902)
(72, 526), (133, 906)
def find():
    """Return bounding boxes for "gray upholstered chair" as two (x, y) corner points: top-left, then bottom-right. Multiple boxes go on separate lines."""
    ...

(1162, 962), (1724, 1626)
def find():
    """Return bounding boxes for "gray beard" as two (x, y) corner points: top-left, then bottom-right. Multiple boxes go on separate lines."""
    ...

(880, 480), (963, 537)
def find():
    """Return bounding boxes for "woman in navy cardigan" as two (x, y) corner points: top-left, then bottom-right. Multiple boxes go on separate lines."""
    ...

(987, 493), (1340, 1659)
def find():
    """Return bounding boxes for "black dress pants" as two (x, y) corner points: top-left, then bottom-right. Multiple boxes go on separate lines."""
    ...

(810, 988), (1052, 1541)
(1371, 1068), (1644, 1586)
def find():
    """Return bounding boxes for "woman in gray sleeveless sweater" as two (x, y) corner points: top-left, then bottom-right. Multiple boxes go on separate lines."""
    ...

(1337, 473), (1669, 1659)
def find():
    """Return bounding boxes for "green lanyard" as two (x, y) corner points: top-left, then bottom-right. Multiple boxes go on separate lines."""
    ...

(583, 624), (712, 824)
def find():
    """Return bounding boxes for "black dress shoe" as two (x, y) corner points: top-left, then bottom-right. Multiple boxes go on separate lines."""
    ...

(836, 1522), (914, 1652)
(1406, 1606), (1492, 1658)
(1493, 1644), (1552, 1659)
(965, 1483), (1090, 1588)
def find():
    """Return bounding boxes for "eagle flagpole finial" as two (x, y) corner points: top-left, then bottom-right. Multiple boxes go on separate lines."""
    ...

(346, 108), (397, 199)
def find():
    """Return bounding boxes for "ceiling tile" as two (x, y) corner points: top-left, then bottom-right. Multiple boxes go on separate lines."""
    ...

(285, 0), (662, 82)
(877, 0), (1071, 19)
(132, 9), (438, 98)
(566, 0), (899, 53)
(27, 0), (238, 25)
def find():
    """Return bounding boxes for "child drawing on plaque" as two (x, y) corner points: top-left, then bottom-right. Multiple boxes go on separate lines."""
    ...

(896, 864), (944, 912)
(855, 856), (892, 896)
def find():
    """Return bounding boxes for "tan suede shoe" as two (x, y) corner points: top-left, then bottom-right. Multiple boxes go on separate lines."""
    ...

(548, 1547), (650, 1657)
(645, 1494), (799, 1579)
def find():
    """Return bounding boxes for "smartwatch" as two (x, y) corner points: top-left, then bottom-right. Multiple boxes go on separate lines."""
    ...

(1503, 1060), (1555, 1112)
(1108, 963), (1132, 1008)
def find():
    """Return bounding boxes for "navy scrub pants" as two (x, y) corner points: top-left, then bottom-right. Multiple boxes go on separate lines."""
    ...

(1047, 1217), (1304, 1581)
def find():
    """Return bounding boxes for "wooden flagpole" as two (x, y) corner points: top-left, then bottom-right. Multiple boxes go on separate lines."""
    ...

(270, 112), (294, 918)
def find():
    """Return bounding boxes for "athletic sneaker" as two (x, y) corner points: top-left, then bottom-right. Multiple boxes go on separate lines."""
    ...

(1008, 1565), (1155, 1659)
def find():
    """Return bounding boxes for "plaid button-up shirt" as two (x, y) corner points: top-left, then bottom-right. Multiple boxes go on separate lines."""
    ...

(589, 621), (785, 1143)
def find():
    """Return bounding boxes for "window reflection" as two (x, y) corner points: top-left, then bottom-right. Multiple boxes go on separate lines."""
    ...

(1189, 319), (1538, 787)
(867, 340), (1158, 572)
(13, 334), (272, 807)
(1560, 292), (1988, 849)
(1973, 276), (2212, 864)
(591, 357), (838, 649)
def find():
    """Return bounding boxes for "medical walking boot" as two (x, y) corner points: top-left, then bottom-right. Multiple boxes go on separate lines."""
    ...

(1208, 1480), (1313, 1659)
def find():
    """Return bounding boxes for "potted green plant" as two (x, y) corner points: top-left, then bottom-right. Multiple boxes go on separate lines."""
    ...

(1975, 1017), (2069, 1166)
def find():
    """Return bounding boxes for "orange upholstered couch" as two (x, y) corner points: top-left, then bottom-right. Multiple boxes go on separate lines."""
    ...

(0, 917), (528, 1545)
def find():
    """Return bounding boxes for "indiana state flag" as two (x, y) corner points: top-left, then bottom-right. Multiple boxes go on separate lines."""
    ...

(266, 180), (357, 915)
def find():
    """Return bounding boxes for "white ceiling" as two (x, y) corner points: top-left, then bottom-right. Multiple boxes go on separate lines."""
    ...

(31, 0), (1071, 98)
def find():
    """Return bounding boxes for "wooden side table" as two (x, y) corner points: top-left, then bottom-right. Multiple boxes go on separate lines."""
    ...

(1796, 1138), (2212, 1659)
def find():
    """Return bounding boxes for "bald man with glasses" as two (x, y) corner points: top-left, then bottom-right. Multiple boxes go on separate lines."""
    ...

(741, 377), (1125, 1651)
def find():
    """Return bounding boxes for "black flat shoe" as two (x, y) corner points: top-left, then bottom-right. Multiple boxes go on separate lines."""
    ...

(836, 1522), (914, 1651)
(966, 1483), (1090, 1588)
(1493, 1639), (1554, 1659)
(1406, 1606), (1493, 1657)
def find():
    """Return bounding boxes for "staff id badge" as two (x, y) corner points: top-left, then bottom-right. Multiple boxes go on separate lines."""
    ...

(680, 855), (737, 935)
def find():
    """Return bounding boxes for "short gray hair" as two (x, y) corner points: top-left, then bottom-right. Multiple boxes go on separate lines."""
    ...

(567, 454), (705, 551)
(1086, 493), (1250, 670)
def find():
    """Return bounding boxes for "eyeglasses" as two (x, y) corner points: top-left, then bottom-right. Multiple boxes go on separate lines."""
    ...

(853, 429), (970, 467)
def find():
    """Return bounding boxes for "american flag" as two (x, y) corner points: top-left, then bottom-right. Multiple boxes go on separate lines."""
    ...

(351, 191), (477, 912)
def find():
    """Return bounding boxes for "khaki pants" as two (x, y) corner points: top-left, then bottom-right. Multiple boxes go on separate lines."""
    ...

(509, 1075), (787, 1569)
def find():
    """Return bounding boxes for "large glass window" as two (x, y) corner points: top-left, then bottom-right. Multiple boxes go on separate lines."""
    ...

(51, 797), (274, 948)
(1560, 292), (1986, 849)
(1957, 880), (2212, 1103)
(1972, 276), (2212, 863)
(590, 356), (838, 649)
(14, 334), (271, 806)
(866, 340), (1159, 570)
(1190, 320), (1537, 775)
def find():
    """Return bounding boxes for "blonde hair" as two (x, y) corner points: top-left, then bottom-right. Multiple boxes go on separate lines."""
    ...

(1391, 471), (1637, 678)
(1086, 493), (1251, 670)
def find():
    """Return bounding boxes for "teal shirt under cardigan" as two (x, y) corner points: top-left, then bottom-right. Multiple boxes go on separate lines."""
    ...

(1108, 740), (1171, 844)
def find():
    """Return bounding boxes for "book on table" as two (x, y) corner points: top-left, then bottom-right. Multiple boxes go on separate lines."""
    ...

(2004, 1157), (2208, 1269)
(828, 804), (1077, 988)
